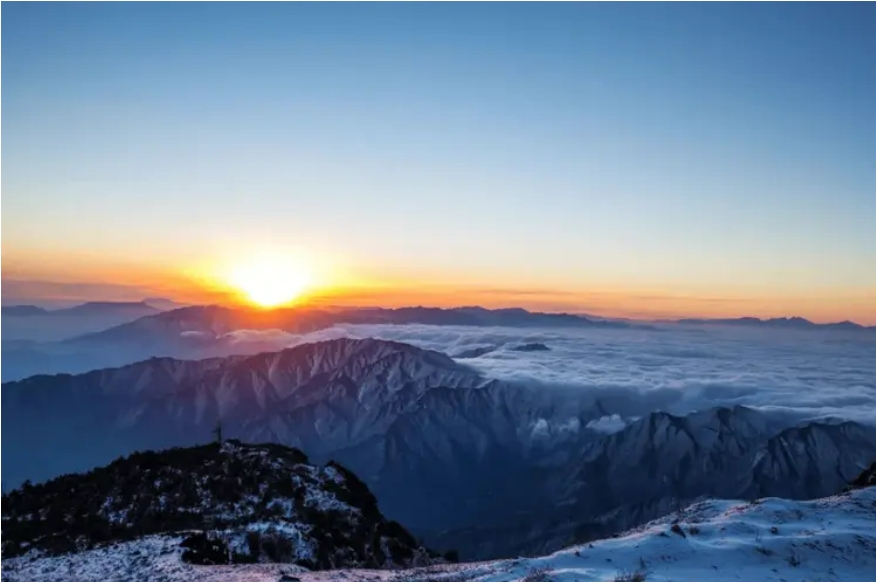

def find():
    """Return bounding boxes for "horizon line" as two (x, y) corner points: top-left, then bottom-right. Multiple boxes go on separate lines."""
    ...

(2, 296), (873, 329)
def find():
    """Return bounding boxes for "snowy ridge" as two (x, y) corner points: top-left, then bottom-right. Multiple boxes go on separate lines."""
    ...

(1, 440), (440, 571)
(2, 338), (486, 487)
(4, 486), (875, 581)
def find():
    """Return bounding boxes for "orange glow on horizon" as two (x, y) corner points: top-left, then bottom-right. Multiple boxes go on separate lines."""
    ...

(2, 250), (874, 324)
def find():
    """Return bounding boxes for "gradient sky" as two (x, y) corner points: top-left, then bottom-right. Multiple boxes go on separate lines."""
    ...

(3, 3), (875, 322)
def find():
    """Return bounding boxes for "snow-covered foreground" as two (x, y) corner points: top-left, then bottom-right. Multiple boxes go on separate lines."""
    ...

(5, 487), (875, 582)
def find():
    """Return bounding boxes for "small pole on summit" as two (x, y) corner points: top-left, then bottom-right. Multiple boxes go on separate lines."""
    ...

(213, 420), (223, 444)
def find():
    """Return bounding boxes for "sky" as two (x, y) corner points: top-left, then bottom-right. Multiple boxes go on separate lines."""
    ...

(2, 3), (875, 322)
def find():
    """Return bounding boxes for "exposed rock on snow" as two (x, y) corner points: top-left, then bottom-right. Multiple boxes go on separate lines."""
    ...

(1, 440), (439, 570)
(4, 486), (875, 582)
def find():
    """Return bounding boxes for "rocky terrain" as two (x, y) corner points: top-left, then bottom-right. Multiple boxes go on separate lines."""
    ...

(4, 476), (874, 582)
(1, 439), (442, 570)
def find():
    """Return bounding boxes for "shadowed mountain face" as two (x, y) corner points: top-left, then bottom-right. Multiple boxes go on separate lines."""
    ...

(2, 338), (484, 486)
(4, 338), (875, 560)
(847, 461), (876, 491)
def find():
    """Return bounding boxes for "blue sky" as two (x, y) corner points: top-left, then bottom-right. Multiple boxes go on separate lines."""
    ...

(2, 3), (875, 319)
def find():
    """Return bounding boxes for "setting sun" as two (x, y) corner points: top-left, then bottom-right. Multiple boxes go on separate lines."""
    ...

(228, 255), (311, 308)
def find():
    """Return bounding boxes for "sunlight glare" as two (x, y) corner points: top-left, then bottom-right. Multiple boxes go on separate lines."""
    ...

(228, 255), (311, 308)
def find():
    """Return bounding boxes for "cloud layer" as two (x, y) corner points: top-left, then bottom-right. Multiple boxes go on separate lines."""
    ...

(276, 323), (876, 426)
(166, 320), (876, 427)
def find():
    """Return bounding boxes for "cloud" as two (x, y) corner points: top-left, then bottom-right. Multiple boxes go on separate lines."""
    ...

(586, 414), (627, 434)
(530, 417), (581, 439)
(180, 330), (215, 339)
(558, 418), (581, 433)
(282, 322), (876, 426)
(531, 418), (550, 438)
(218, 329), (297, 346)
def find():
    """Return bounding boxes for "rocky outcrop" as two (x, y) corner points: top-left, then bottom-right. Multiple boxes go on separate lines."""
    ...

(0, 439), (439, 569)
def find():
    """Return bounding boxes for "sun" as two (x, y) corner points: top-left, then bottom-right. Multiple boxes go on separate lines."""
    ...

(228, 255), (311, 308)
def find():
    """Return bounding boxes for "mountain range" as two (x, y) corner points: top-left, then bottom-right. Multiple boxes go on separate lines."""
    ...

(1, 300), (163, 343)
(676, 316), (875, 331)
(0, 304), (631, 381)
(5, 337), (875, 560)
(5, 302), (873, 382)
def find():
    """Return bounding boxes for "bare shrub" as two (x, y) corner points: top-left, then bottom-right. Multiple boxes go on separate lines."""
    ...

(521, 567), (550, 582)
(614, 563), (648, 582)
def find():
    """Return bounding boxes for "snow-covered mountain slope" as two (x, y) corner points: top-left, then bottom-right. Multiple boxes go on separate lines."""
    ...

(1, 338), (485, 486)
(5, 338), (876, 561)
(556, 407), (876, 526)
(5, 486), (875, 582)
(1, 439), (441, 570)
(426, 407), (876, 560)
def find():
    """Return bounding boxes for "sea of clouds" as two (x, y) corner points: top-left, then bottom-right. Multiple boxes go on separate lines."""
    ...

(261, 322), (876, 428)
(9, 308), (873, 428)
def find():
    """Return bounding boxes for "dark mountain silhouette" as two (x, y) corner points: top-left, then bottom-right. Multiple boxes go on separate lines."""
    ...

(1, 439), (442, 569)
(846, 461), (876, 491)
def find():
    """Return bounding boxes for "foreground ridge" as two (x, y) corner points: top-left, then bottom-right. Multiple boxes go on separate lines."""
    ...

(4, 475), (875, 581)
(1, 439), (441, 571)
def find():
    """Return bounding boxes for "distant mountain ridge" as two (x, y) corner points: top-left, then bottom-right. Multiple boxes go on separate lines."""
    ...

(0, 304), (636, 381)
(1, 301), (165, 345)
(70, 304), (633, 344)
(2, 300), (160, 317)
(676, 316), (874, 330)
(1, 305), (49, 316)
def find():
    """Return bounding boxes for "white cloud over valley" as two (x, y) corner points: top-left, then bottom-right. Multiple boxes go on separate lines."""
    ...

(168, 321), (876, 427)
(277, 323), (876, 427)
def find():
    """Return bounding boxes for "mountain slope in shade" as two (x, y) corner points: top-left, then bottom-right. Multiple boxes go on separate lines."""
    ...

(1, 338), (486, 487)
(4, 484), (875, 582)
(423, 406), (876, 559)
(846, 461), (876, 491)
(4, 338), (876, 561)
(1, 439), (440, 570)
